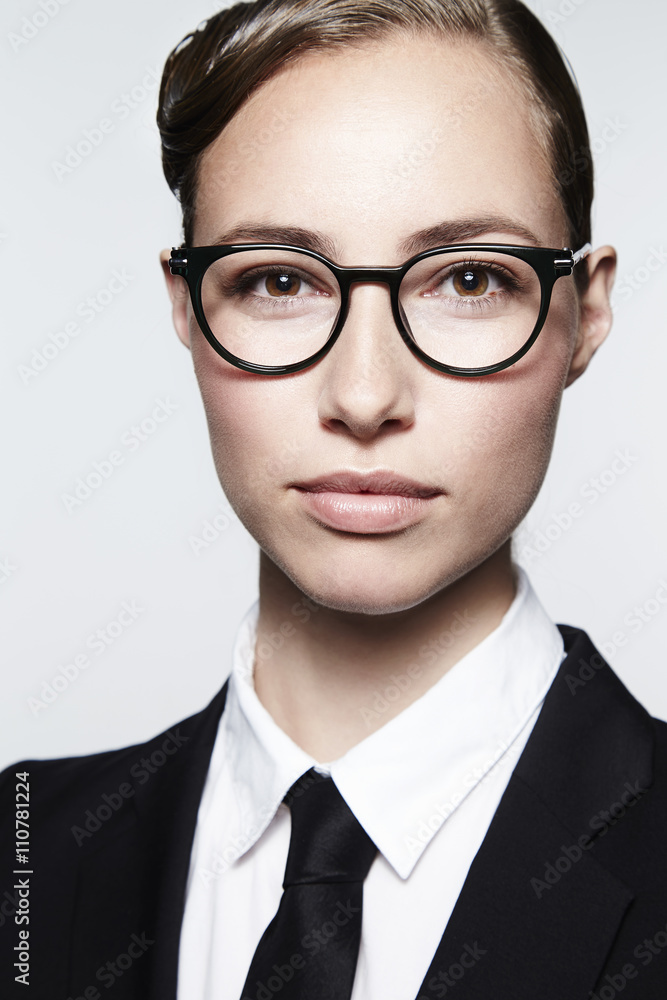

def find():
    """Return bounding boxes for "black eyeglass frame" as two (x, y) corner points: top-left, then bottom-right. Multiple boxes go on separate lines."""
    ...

(168, 241), (591, 377)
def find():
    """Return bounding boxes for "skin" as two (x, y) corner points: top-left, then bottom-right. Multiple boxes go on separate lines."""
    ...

(161, 32), (616, 761)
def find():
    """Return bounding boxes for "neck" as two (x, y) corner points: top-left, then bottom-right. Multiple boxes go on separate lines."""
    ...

(253, 542), (517, 761)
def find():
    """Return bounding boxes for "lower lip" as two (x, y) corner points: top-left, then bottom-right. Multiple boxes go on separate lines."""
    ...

(295, 489), (439, 533)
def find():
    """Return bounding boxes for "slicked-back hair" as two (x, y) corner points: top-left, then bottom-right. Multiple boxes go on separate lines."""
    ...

(157, 0), (593, 292)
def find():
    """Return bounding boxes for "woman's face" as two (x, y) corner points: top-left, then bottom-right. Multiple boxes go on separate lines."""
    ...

(165, 33), (597, 615)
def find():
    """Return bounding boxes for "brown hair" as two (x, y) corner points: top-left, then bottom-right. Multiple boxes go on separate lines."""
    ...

(157, 0), (593, 290)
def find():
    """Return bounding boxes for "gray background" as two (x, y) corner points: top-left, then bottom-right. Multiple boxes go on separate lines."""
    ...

(2, 0), (666, 770)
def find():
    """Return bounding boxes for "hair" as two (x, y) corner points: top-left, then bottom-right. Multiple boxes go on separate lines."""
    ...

(157, 0), (593, 292)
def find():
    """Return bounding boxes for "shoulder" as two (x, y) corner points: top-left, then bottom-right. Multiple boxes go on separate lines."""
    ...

(556, 622), (667, 738)
(0, 679), (229, 844)
(0, 682), (229, 991)
(527, 624), (667, 857)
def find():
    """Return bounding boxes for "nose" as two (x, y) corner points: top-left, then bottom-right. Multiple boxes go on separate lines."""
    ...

(316, 280), (416, 442)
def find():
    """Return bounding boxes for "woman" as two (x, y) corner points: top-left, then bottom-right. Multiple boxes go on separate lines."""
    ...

(2, 1), (666, 998)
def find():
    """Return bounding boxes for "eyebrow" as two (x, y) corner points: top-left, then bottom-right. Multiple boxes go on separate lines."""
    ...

(398, 216), (542, 256)
(210, 224), (338, 258)
(209, 215), (543, 260)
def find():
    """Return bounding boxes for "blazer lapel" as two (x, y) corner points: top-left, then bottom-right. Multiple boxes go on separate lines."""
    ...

(415, 625), (654, 1000)
(69, 680), (229, 1000)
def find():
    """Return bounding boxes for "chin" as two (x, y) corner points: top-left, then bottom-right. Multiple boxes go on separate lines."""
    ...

(298, 584), (431, 617)
(272, 545), (461, 617)
(304, 587), (425, 617)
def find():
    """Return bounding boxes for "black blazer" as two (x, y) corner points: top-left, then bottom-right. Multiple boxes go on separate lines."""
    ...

(2, 625), (667, 999)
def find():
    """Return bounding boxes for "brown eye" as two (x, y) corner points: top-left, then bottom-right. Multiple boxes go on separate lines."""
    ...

(453, 268), (489, 297)
(265, 273), (301, 296)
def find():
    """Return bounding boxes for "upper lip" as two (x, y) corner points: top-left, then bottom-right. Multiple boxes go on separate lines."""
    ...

(291, 470), (443, 498)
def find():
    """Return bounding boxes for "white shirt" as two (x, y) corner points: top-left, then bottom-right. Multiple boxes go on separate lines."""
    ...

(177, 567), (564, 999)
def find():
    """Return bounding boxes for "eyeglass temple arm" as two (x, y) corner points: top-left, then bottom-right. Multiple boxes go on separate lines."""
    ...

(572, 242), (592, 266)
(554, 242), (592, 276)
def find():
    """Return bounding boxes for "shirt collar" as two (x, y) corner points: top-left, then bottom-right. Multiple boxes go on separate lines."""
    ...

(220, 567), (564, 879)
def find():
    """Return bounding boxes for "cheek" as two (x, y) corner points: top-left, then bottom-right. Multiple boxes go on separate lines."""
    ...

(436, 300), (577, 530)
(190, 332), (300, 516)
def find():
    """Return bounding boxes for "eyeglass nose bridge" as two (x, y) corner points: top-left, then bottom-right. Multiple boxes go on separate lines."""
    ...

(330, 263), (418, 359)
(337, 264), (404, 282)
(334, 263), (405, 295)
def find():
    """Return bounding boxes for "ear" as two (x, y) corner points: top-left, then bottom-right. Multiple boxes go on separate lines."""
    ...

(565, 244), (617, 387)
(160, 248), (191, 349)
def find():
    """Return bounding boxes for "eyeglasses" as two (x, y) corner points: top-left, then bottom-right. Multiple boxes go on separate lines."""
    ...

(168, 241), (591, 377)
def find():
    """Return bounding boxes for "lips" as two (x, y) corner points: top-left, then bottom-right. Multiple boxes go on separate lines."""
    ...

(291, 470), (443, 533)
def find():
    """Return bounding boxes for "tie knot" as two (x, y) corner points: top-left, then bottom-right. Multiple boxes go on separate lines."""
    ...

(282, 768), (377, 888)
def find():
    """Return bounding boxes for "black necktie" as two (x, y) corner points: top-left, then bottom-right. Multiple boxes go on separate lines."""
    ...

(240, 767), (378, 1000)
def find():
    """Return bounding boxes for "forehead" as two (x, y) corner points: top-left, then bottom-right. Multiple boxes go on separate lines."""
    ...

(194, 32), (566, 254)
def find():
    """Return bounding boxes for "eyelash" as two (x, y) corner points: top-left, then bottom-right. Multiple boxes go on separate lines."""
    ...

(224, 259), (524, 305)
(435, 260), (522, 292)
(228, 266), (327, 299)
